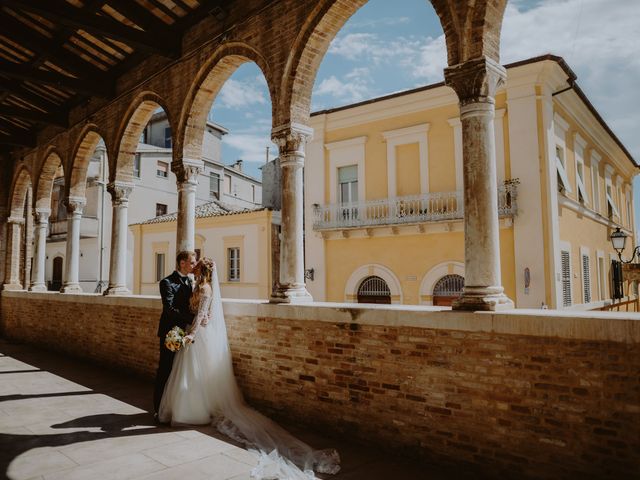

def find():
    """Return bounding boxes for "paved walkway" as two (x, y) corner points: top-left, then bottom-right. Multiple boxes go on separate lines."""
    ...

(0, 338), (471, 480)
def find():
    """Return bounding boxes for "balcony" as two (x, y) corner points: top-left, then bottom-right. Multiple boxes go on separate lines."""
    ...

(313, 181), (518, 231)
(48, 216), (100, 239)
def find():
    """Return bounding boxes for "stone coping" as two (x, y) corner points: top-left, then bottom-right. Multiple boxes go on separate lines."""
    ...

(3, 290), (639, 343)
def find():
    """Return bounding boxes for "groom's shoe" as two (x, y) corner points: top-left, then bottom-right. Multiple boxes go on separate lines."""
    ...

(153, 412), (170, 426)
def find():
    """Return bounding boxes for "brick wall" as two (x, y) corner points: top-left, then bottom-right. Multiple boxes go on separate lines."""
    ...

(1, 291), (638, 479)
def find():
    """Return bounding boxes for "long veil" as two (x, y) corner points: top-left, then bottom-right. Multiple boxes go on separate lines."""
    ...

(202, 268), (341, 479)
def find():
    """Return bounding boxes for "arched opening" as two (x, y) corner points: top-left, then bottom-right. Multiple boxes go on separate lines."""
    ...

(180, 47), (273, 208)
(286, 0), (451, 125)
(432, 274), (464, 306)
(109, 95), (181, 294)
(357, 275), (391, 304)
(64, 130), (110, 293)
(31, 151), (65, 292)
(6, 168), (33, 289)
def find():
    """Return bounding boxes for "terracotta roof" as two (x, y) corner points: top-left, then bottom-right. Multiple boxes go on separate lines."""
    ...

(138, 200), (266, 225)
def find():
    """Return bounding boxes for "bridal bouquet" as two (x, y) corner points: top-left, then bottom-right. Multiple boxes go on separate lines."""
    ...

(165, 326), (186, 352)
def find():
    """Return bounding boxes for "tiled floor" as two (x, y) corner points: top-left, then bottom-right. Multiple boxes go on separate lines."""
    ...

(0, 338), (470, 480)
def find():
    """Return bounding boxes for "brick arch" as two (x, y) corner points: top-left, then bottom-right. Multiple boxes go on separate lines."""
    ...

(177, 42), (274, 165)
(34, 148), (64, 210)
(112, 92), (171, 183)
(68, 124), (107, 198)
(280, 0), (368, 126)
(430, 0), (507, 65)
(9, 167), (33, 217)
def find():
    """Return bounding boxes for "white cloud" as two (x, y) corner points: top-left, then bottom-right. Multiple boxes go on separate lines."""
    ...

(500, 0), (640, 158)
(216, 78), (266, 109)
(313, 67), (373, 103)
(223, 133), (277, 164)
(409, 35), (447, 83)
(347, 16), (410, 29)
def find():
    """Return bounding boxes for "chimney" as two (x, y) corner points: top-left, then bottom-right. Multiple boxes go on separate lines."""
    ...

(233, 159), (243, 172)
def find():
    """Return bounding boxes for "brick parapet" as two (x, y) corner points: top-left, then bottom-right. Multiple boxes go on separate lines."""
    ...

(1, 291), (638, 478)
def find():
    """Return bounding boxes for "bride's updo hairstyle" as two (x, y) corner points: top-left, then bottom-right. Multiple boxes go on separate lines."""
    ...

(190, 257), (215, 313)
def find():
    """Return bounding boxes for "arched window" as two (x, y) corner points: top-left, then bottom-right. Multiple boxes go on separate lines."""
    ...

(433, 274), (464, 306)
(357, 276), (391, 304)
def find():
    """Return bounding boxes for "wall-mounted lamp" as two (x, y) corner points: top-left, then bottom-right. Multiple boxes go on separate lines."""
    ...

(610, 227), (640, 263)
(304, 268), (315, 282)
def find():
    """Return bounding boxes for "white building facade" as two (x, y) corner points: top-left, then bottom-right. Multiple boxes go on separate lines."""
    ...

(44, 112), (262, 292)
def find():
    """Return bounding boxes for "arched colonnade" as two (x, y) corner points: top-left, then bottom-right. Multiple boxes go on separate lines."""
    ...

(2, 0), (512, 310)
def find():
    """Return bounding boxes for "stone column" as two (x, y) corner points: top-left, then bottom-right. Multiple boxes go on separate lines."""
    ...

(270, 123), (313, 303)
(3, 216), (25, 290)
(0, 208), (8, 285)
(104, 183), (133, 295)
(61, 197), (85, 293)
(444, 57), (514, 311)
(174, 161), (203, 253)
(29, 208), (51, 292)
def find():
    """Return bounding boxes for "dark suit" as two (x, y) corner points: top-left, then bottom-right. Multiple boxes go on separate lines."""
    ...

(154, 271), (194, 413)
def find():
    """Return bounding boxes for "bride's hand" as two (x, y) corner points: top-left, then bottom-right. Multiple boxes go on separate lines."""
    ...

(184, 334), (194, 345)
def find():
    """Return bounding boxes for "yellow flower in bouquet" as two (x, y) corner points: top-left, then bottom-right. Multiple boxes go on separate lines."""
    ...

(164, 326), (186, 352)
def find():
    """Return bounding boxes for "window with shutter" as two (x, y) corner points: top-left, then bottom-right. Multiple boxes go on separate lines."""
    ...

(556, 146), (572, 194)
(561, 250), (571, 307)
(582, 254), (591, 304)
(209, 172), (220, 199)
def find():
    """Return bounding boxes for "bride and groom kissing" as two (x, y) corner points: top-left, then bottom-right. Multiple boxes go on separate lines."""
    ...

(153, 250), (340, 479)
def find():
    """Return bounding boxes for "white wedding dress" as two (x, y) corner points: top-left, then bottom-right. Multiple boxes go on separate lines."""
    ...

(158, 269), (340, 479)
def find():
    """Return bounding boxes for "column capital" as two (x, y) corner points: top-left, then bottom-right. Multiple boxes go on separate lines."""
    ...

(64, 196), (86, 215)
(173, 159), (204, 186)
(7, 216), (25, 225)
(272, 123), (313, 167)
(444, 56), (506, 106)
(33, 208), (51, 224)
(107, 182), (133, 206)
(272, 123), (313, 151)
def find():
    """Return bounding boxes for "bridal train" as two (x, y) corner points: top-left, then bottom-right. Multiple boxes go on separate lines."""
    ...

(159, 266), (340, 479)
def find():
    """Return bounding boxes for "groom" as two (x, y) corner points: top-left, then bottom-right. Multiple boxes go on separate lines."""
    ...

(154, 250), (197, 416)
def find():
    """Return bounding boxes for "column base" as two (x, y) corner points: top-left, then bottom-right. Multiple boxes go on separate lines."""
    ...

(29, 284), (47, 292)
(270, 284), (313, 304)
(103, 285), (130, 296)
(61, 283), (83, 294)
(452, 286), (514, 311)
(2, 283), (24, 291)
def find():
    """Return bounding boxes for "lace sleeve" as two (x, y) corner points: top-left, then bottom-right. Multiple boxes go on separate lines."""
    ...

(188, 285), (212, 339)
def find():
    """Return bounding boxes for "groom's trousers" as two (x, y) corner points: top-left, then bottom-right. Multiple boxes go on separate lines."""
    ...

(154, 338), (175, 413)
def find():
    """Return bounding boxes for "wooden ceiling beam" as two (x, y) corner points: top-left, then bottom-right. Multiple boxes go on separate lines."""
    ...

(0, 0), (180, 58)
(0, 61), (112, 98)
(0, 121), (35, 147)
(0, 77), (63, 110)
(0, 10), (106, 81)
(106, 0), (168, 35)
(0, 105), (67, 127)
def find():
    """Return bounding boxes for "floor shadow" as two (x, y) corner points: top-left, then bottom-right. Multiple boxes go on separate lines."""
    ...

(0, 391), (94, 403)
(0, 370), (40, 375)
(0, 338), (480, 480)
(0, 412), (162, 480)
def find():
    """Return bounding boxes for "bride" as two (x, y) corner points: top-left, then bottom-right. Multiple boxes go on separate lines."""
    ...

(159, 257), (340, 479)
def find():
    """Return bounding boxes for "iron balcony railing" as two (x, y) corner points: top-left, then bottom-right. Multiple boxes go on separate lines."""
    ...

(312, 181), (518, 230)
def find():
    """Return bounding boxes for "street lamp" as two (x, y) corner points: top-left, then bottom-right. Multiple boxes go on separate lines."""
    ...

(610, 227), (640, 263)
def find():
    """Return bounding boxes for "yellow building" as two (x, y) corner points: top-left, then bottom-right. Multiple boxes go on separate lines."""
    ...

(131, 202), (275, 299)
(304, 55), (638, 309)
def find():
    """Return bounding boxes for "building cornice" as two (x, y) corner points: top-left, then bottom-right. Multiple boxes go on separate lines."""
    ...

(558, 194), (631, 234)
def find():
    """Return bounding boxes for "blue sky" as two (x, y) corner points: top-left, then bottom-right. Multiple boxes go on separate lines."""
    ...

(209, 0), (640, 231)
